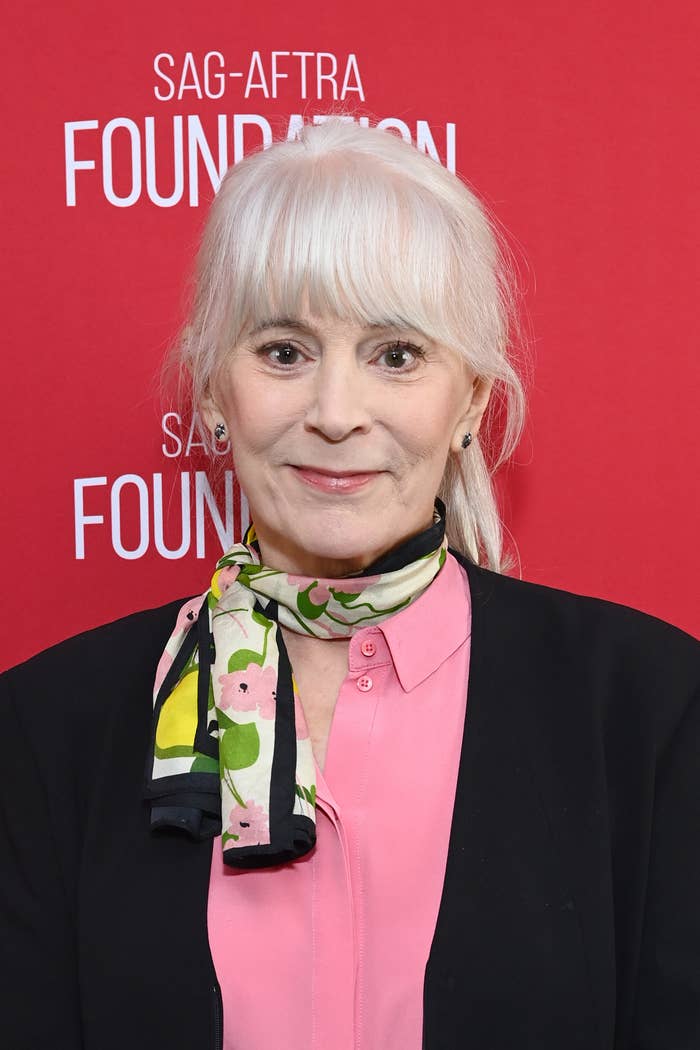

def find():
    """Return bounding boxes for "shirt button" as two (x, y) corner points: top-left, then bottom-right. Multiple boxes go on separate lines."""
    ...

(360, 639), (376, 658)
(357, 675), (373, 692)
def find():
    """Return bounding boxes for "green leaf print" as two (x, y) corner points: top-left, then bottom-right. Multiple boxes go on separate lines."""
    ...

(153, 743), (195, 760)
(191, 754), (219, 775)
(220, 722), (260, 770)
(296, 784), (317, 806)
(297, 584), (327, 620)
(331, 590), (363, 607)
(227, 617), (273, 672)
(215, 708), (236, 730)
(228, 648), (265, 673)
(239, 564), (270, 579)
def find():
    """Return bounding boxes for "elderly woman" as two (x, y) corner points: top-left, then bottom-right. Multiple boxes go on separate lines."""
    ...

(1, 120), (698, 1050)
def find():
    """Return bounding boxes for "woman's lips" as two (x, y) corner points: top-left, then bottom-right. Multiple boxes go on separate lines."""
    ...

(290, 466), (379, 493)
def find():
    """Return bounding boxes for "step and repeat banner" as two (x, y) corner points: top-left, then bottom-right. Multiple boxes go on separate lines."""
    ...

(2, 1), (699, 669)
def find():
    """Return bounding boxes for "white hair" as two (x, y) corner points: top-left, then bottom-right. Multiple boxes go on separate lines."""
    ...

(178, 119), (526, 570)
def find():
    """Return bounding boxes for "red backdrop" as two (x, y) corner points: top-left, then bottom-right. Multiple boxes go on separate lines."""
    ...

(2, 0), (699, 672)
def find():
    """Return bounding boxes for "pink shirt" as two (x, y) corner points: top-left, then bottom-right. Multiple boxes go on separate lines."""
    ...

(207, 553), (471, 1049)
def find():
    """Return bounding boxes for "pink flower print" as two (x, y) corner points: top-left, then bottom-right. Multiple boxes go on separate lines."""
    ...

(211, 564), (241, 599)
(286, 573), (380, 610)
(218, 663), (277, 719)
(309, 581), (331, 604)
(227, 800), (269, 846)
(287, 575), (331, 606)
(174, 596), (204, 634)
(329, 575), (380, 594)
(154, 596), (205, 692)
(286, 574), (312, 588)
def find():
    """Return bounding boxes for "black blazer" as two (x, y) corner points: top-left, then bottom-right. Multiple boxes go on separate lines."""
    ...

(1, 558), (698, 1050)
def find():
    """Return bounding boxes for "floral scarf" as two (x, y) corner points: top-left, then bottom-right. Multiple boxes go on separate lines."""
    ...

(145, 506), (447, 868)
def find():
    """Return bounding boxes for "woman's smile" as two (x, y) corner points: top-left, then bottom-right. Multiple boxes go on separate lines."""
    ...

(289, 465), (382, 494)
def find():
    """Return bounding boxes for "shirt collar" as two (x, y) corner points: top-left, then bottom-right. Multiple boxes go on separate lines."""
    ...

(377, 552), (471, 693)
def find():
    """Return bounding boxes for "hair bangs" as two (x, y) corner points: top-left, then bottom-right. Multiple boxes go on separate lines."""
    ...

(226, 155), (459, 347)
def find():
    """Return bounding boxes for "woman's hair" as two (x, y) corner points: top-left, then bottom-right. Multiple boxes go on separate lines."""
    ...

(179, 119), (525, 571)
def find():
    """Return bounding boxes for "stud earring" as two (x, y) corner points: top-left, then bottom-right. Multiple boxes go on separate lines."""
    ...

(214, 422), (227, 441)
(461, 432), (473, 449)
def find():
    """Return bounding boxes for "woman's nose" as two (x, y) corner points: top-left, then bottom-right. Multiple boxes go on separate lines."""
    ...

(303, 358), (373, 441)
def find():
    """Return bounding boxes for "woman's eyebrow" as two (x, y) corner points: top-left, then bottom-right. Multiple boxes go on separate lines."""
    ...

(249, 317), (308, 334)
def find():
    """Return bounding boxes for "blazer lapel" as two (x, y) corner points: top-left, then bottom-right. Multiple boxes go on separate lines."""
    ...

(423, 559), (611, 1049)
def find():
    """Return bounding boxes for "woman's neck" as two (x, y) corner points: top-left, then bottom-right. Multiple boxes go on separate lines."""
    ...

(281, 628), (350, 771)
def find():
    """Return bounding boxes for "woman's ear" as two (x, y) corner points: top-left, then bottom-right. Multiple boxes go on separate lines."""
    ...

(450, 376), (494, 453)
(199, 387), (222, 438)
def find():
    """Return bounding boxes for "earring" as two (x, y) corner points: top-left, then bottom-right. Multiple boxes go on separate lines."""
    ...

(461, 432), (473, 449)
(214, 422), (227, 441)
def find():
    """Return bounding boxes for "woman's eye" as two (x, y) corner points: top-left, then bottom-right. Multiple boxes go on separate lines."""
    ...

(377, 342), (423, 370)
(262, 342), (302, 367)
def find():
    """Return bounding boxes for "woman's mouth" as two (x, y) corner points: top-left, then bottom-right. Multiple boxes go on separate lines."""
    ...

(290, 466), (379, 494)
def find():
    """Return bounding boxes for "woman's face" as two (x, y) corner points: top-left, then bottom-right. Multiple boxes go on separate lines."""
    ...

(205, 310), (491, 577)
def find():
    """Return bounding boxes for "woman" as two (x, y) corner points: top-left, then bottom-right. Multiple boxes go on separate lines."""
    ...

(1, 120), (698, 1050)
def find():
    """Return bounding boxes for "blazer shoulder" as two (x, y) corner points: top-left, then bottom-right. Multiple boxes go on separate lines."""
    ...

(458, 553), (698, 654)
(1, 597), (190, 725)
(455, 554), (699, 746)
